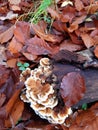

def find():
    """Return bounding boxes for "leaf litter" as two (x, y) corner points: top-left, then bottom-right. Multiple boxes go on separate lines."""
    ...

(0, 0), (98, 129)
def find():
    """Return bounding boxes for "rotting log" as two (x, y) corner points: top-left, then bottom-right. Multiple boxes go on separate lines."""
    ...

(51, 50), (98, 108)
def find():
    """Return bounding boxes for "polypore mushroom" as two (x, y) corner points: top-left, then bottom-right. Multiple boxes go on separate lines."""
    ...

(20, 58), (72, 124)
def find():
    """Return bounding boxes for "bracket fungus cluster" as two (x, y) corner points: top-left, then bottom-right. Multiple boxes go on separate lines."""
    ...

(20, 58), (72, 124)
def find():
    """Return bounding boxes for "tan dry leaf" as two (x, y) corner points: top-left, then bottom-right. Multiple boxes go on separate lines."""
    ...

(0, 26), (14, 44)
(75, 0), (84, 11)
(22, 52), (37, 61)
(5, 98), (24, 127)
(81, 33), (95, 48)
(60, 40), (83, 52)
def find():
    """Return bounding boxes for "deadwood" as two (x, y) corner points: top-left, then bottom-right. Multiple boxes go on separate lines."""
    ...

(52, 50), (98, 108)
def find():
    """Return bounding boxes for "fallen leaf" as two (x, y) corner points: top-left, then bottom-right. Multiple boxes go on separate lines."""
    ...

(85, 3), (98, 14)
(75, 0), (84, 11)
(22, 36), (59, 55)
(60, 72), (86, 107)
(14, 21), (30, 44)
(0, 11), (18, 21)
(60, 6), (76, 23)
(0, 65), (10, 87)
(61, 1), (73, 7)
(5, 98), (24, 127)
(81, 33), (95, 48)
(94, 45), (98, 58)
(22, 52), (37, 61)
(68, 15), (86, 32)
(0, 45), (7, 66)
(8, 0), (21, 5)
(7, 58), (17, 68)
(8, 37), (23, 55)
(0, 26), (14, 44)
(31, 23), (61, 43)
(0, 93), (6, 107)
(69, 103), (98, 130)
(60, 40), (83, 52)
(47, 7), (60, 20)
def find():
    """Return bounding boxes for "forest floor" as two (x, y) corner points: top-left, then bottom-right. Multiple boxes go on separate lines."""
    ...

(0, 0), (98, 130)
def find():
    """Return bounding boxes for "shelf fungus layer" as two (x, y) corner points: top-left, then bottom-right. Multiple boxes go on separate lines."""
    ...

(20, 58), (72, 124)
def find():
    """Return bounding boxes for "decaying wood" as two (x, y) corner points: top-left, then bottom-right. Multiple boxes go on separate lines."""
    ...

(52, 50), (98, 108)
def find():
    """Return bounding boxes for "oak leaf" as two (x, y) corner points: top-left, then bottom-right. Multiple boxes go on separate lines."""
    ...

(60, 72), (86, 107)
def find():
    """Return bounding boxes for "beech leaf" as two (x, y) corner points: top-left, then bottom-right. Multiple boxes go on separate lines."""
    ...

(60, 72), (86, 107)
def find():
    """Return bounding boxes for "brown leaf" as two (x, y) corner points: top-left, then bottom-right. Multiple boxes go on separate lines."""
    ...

(75, 0), (84, 11)
(8, 37), (23, 55)
(22, 36), (59, 55)
(8, 0), (21, 5)
(0, 65), (10, 87)
(60, 72), (86, 107)
(85, 2), (98, 14)
(94, 45), (98, 58)
(7, 58), (17, 68)
(14, 21), (30, 44)
(60, 40), (83, 52)
(6, 82), (24, 116)
(60, 6), (76, 23)
(81, 33), (95, 48)
(69, 103), (98, 130)
(31, 23), (61, 43)
(68, 15), (86, 32)
(0, 26), (14, 44)
(47, 7), (60, 20)
(22, 52), (37, 61)
(0, 93), (6, 107)
(5, 98), (24, 127)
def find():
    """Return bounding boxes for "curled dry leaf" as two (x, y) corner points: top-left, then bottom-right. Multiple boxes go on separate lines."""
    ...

(81, 33), (95, 48)
(60, 72), (86, 107)
(0, 26), (14, 44)
(8, 0), (21, 5)
(85, 3), (98, 14)
(14, 21), (30, 44)
(31, 23), (61, 43)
